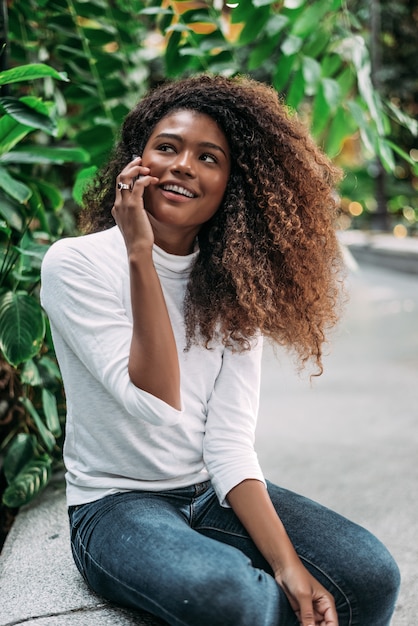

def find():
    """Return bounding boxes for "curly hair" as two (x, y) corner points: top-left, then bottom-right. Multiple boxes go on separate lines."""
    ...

(80, 74), (345, 373)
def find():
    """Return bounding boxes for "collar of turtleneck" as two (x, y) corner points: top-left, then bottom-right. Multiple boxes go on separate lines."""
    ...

(151, 243), (199, 278)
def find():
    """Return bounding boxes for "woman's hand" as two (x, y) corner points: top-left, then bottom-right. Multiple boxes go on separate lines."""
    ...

(275, 559), (338, 626)
(227, 480), (338, 626)
(111, 156), (159, 255)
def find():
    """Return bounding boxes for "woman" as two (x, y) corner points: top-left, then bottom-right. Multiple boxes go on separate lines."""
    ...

(41, 75), (400, 626)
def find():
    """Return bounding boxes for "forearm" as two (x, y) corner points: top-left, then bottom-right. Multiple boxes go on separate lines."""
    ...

(128, 251), (181, 409)
(226, 479), (300, 576)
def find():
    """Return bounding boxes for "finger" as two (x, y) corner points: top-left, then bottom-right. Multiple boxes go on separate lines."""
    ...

(131, 173), (159, 190)
(297, 597), (316, 626)
(317, 599), (338, 625)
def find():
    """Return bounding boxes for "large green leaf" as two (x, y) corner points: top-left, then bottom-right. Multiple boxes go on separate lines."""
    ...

(325, 106), (357, 157)
(21, 359), (43, 386)
(287, 66), (305, 109)
(273, 53), (296, 91)
(72, 165), (98, 206)
(42, 388), (62, 437)
(0, 291), (45, 366)
(292, 0), (331, 37)
(0, 63), (68, 86)
(0, 166), (32, 203)
(2, 453), (52, 507)
(238, 5), (271, 45)
(19, 396), (56, 452)
(0, 96), (57, 136)
(0, 116), (33, 156)
(0, 190), (24, 230)
(302, 56), (321, 94)
(281, 34), (303, 56)
(0, 145), (90, 164)
(3, 433), (37, 483)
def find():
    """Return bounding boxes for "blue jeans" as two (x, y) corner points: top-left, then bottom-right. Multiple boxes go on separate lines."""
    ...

(69, 481), (400, 626)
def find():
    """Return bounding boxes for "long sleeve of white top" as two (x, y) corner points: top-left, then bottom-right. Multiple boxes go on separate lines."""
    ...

(40, 227), (266, 506)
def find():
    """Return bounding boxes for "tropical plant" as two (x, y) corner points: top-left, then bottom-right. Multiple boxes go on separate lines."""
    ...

(0, 62), (89, 508)
(144, 0), (417, 173)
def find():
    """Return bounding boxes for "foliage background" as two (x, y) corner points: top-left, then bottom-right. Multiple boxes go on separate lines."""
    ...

(0, 0), (416, 528)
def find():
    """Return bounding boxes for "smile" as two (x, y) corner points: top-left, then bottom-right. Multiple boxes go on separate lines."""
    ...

(161, 184), (196, 198)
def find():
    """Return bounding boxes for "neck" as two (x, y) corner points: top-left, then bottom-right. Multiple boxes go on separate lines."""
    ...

(150, 220), (199, 256)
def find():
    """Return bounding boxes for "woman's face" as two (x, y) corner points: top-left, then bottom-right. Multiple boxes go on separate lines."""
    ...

(141, 109), (230, 243)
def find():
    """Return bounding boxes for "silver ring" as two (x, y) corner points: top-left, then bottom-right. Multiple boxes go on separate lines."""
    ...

(117, 182), (130, 191)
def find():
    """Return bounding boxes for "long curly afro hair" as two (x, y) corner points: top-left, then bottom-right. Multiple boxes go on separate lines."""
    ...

(80, 74), (345, 374)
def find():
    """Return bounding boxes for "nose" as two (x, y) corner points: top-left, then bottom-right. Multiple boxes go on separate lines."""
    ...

(170, 150), (195, 177)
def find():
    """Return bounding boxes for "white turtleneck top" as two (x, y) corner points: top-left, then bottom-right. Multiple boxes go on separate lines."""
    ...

(40, 226), (265, 507)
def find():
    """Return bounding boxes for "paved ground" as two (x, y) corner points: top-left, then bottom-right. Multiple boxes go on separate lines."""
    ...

(257, 263), (418, 626)
(0, 240), (417, 625)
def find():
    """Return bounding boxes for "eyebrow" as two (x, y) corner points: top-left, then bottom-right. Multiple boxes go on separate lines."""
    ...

(154, 132), (228, 158)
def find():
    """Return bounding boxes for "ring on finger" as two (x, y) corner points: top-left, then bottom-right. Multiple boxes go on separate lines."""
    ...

(117, 182), (131, 191)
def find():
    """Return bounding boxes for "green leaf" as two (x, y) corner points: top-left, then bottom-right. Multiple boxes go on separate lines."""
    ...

(14, 239), (50, 265)
(179, 8), (214, 24)
(386, 101), (418, 136)
(139, 7), (174, 16)
(346, 99), (375, 154)
(349, 37), (386, 136)
(265, 14), (289, 37)
(283, 0), (305, 8)
(0, 116), (33, 156)
(312, 83), (331, 137)
(238, 6), (270, 45)
(230, 0), (258, 24)
(302, 27), (330, 58)
(273, 54), (296, 91)
(336, 67), (355, 99)
(385, 139), (418, 166)
(19, 396), (56, 453)
(0, 97), (57, 136)
(3, 433), (37, 484)
(0, 190), (24, 230)
(0, 291), (45, 366)
(325, 106), (357, 157)
(42, 388), (61, 437)
(302, 56), (321, 94)
(320, 54), (342, 78)
(281, 34), (303, 56)
(39, 355), (61, 379)
(321, 78), (341, 110)
(249, 35), (280, 70)
(0, 63), (68, 86)
(35, 180), (64, 212)
(0, 145), (90, 165)
(2, 453), (52, 508)
(165, 31), (190, 78)
(377, 138), (395, 172)
(82, 26), (117, 46)
(21, 359), (43, 386)
(0, 221), (11, 237)
(292, 0), (331, 37)
(165, 23), (193, 34)
(286, 66), (305, 110)
(253, 0), (275, 6)
(0, 166), (32, 203)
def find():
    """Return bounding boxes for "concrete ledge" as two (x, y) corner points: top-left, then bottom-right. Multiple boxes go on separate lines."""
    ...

(339, 231), (418, 274)
(0, 478), (165, 626)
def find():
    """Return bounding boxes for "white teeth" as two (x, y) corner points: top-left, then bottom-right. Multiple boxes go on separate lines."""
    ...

(163, 184), (194, 198)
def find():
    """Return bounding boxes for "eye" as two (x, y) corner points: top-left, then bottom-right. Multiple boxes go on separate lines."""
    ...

(200, 153), (217, 163)
(157, 144), (176, 153)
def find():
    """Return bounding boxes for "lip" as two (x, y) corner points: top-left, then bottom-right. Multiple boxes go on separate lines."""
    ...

(159, 180), (198, 202)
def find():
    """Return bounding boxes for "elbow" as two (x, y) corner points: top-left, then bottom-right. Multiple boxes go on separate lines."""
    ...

(128, 366), (181, 411)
